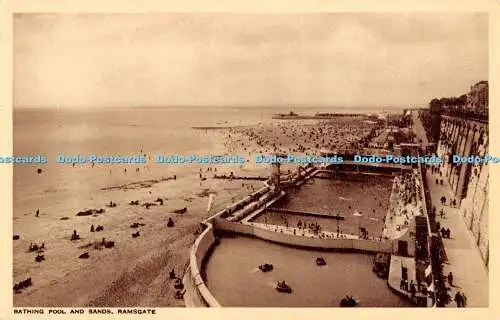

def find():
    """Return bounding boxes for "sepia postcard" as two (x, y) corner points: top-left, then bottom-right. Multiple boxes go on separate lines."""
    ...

(0, 0), (497, 319)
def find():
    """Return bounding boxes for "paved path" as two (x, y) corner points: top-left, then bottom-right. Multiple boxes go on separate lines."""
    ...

(424, 168), (488, 307)
(382, 171), (423, 240)
(248, 222), (362, 240)
(411, 110), (430, 148)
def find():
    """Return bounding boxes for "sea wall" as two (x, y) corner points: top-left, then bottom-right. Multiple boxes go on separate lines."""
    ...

(461, 162), (489, 267)
(189, 223), (221, 307)
(438, 116), (489, 267)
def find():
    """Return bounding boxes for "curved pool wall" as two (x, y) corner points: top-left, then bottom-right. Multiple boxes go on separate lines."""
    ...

(185, 185), (281, 307)
(186, 213), (414, 307)
(203, 235), (415, 307)
(185, 165), (418, 307)
(214, 218), (401, 253)
(187, 221), (221, 307)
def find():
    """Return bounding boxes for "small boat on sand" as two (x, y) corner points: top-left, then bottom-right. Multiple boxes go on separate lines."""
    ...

(316, 257), (326, 266)
(258, 263), (273, 272)
(275, 280), (292, 293)
(340, 295), (359, 307)
(173, 207), (187, 214)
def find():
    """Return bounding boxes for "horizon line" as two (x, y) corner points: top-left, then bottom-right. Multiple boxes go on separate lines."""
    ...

(13, 104), (418, 110)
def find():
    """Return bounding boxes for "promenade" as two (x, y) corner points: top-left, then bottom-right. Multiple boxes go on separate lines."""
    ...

(425, 168), (489, 307)
(248, 221), (362, 240)
(381, 171), (423, 240)
(411, 110), (429, 148)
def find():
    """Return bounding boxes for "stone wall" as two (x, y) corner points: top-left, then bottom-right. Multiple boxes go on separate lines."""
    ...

(437, 116), (489, 267)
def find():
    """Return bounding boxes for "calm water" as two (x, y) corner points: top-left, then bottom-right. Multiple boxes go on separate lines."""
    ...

(204, 235), (413, 307)
(13, 107), (396, 203)
(251, 176), (393, 236)
(13, 106), (272, 214)
(13, 106), (400, 217)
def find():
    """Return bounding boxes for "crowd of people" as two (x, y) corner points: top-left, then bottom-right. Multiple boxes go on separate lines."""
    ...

(382, 171), (424, 239)
(296, 219), (322, 234)
(399, 279), (418, 299)
(223, 117), (378, 156)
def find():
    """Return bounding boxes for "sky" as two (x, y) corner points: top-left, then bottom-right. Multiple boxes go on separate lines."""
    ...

(13, 13), (488, 108)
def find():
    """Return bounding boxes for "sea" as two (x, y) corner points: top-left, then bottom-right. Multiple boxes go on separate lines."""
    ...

(13, 105), (401, 215)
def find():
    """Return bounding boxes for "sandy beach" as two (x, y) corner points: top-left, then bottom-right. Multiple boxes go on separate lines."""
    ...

(11, 12), (489, 310)
(13, 107), (384, 307)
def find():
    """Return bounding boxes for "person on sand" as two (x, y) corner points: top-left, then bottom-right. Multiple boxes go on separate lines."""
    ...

(35, 209), (39, 217)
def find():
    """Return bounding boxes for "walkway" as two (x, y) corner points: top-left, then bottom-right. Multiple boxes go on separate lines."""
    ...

(248, 221), (362, 240)
(425, 168), (488, 307)
(411, 110), (430, 148)
(266, 207), (345, 219)
(382, 170), (425, 240)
